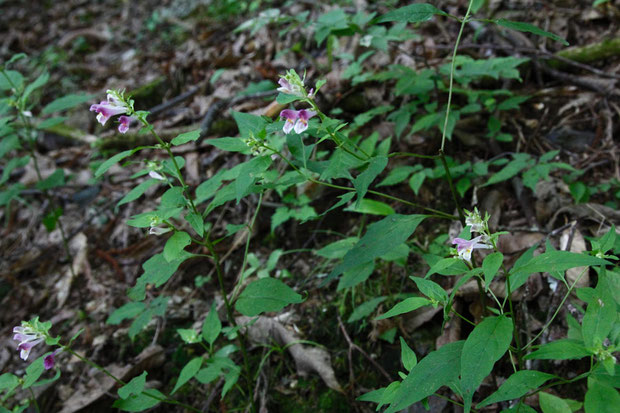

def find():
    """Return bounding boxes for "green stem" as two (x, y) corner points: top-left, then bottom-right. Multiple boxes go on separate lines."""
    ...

(522, 267), (588, 350)
(440, 1), (474, 152)
(438, 151), (465, 222)
(203, 240), (256, 412)
(263, 144), (457, 220)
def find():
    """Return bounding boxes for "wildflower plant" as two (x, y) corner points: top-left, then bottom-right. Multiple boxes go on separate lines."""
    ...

(3, 1), (619, 413)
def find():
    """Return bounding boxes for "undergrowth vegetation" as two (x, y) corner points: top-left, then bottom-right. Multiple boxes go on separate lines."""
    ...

(1, 1), (619, 412)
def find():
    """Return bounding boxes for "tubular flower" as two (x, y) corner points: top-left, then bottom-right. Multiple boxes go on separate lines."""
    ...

(452, 235), (492, 263)
(44, 349), (60, 370)
(465, 209), (485, 233)
(280, 109), (299, 134)
(13, 326), (44, 361)
(118, 115), (136, 134)
(277, 78), (304, 97)
(90, 92), (129, 126)
(294, 109), (316, 134)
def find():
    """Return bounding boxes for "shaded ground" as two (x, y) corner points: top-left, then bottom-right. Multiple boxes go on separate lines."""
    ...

(1, 0), (619, 412)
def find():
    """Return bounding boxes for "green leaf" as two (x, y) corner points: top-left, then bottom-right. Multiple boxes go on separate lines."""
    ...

(235, 155), (271, 203)
(378, 3), (446, 23)
(276, 93), (302, 104)
(112, 389), (164, 411)
(539, 392), (572, 413)
(202, 301), (222, 346)
(376, 297), (431, 320)
(171, 129), (201, 146)
(0, 155), (29, 185)
(460, 316), (513, 412)
(585, 379), (620, 413)
(0, 70), (24, 91)
(95, 149), (134, 178)
(107, 302), (146, 325)
(347, 296), (387, 323)
(510, 251), (608, 286)
(315, 237), (358, 259)
(409, 277), (448, 305)
(495, 19), (569, 46)
(37, 116), (67, 129)
(22, 71), (49, 103)
(235, 277), (304, 316)
(482, 252), (503, 289)
(484, 156), (532, 187)
(524, 339), (592, 360)
(42, 93), (96, 114)
(118, 371), (147, 399)
(385, 341), (464, 412)
(172, 357), (203, 394)
(231, 110), (267, 138)
(0, 373), (19, 393)
(23, 355), (45, 389)
(378, 165), (416, 187)
(337, 260), (375, 290)
(400, 337), (417, 372)
(36, 169), (65, 190)
(117, 179), (158, 208)
(185, 211), (204, 237)
(477, 370), (555, 408)
(177, 328), (200, 344)
(582, 275), (615, 349)
(408, 171), (426, 195)
(0, 134), (20, 158)
(344, 198), (395, 216)
(328, 214), (426, 281)
(205, 137), (251, 153)
(163, 231), (191, 262)
(128, 253), (188, 301)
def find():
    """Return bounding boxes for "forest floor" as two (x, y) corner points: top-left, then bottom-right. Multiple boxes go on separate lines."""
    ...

(1, 0), (619, 412)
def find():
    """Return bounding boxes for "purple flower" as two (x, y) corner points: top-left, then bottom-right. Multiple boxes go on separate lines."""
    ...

(118, 115), (136, 134)
(294, 109), (316, 134)
(277, 78), (304, 97)
(280, 109), (298, 134)
(44, 350), (60, 370)
(89, 91), (130, 127)
(452, 235), (492, 262)
(13, 326), (44, 361)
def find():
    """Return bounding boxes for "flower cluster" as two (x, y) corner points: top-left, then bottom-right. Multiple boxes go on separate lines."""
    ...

(12, 318), (58, 369)
(149, 216), (171, 236)
(280, 109), (316, 134)
(89, 90), (136, 134)
(452, 209), (492, 262)
(277, 69), (309, 98)
(244, 133), (268, 156)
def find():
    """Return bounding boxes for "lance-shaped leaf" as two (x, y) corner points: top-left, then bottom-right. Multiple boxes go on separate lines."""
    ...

(460, 316), (513, 412)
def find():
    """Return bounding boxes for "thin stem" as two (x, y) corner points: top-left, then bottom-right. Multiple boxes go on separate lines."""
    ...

(389, 152), (439, 160)
(263, 144), (457, 220)
(203, 240), (256, 412)
(27, 387), (40, 413)
(440, 1), (474, 152)
(438, 151), (465, 222)
(523, 267), (588, 350)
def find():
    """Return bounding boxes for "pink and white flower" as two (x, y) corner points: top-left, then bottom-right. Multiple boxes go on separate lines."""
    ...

(279, 109), (316, 134)
(280, 109), (299, 134)
(294, 109), (316, 134)
(452, 235), (492, 262)
(277, 78), (304, 97)
(90, 93), (129, 126)
(13, 326), (44, 361)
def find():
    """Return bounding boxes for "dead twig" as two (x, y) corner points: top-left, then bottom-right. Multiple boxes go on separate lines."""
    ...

(336, 314), (393, 385)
